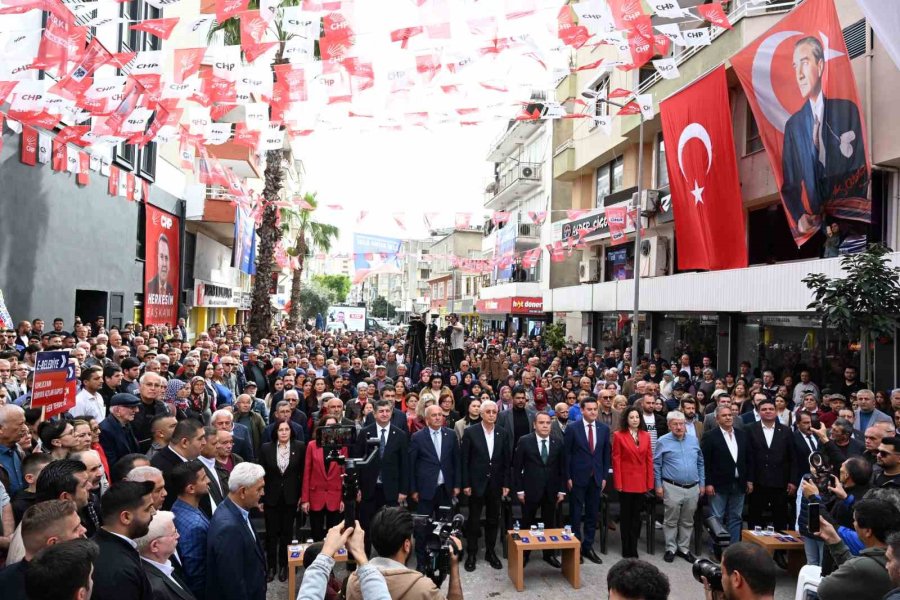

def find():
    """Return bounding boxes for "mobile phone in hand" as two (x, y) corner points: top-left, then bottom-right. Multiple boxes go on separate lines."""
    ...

(808, 503), (820, 533)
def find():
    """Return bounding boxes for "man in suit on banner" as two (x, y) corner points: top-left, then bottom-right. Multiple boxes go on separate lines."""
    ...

(781, 36), (866, 234)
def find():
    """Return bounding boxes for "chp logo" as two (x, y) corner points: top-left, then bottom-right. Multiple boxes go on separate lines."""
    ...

(152, 211), (174, 230)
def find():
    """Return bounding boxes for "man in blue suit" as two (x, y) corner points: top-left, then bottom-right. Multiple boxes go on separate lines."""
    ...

(206, 462), (267, 600)
(409, 403), (461, 571)
(781, 36), (867, 235)
(563, 396), (610, 564)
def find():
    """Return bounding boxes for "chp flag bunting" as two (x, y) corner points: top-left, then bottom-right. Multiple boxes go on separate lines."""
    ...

(660, 65), (747, 271)
(31, 351), (77, 418)
(730, 0), (871, 247)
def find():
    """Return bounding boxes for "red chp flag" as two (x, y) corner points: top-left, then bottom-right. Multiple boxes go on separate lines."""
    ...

(660, 66), (747, 271)
(731, 0), (870, 247)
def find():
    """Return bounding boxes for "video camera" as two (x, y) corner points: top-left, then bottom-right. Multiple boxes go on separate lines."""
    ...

(693, 558), (723, 592)
(413, 506), (465, 588)
(315, 425), (379, 530)
(700, 504), (731, 561)
(808, 451), (837, 500)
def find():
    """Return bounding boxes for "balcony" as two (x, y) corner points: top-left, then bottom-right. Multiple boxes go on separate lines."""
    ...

(486, 119), (542, 163)
(484, 162), (542, 210)
(199, 186), (239, 224)
(206, 139), (264, 180)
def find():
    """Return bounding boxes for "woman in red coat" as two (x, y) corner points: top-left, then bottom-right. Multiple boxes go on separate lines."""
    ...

(301, 415), (346, 541)
(612, 406), (654, 558)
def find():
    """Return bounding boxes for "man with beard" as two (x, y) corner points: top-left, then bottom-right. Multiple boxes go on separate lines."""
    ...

(92, 481), (157, 600)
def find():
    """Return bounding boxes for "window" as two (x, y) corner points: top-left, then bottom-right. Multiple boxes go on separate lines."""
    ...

(656, 133), (669, 189)
(590, 75), (610, 118)
(595, 156), (624, 207)
(843, 19), (867, 60)
(745, 107), (764, 154)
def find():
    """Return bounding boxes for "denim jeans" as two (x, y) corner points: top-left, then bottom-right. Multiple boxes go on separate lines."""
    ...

(708, 482), (745, 543)
(803, 534), (824, 566)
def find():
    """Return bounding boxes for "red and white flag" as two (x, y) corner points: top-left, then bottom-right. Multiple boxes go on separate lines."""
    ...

(696, 2), (731, 30)
(21, 126), (38, 166)
(660, 66), (747, 271)
(131, 17), (180, 40)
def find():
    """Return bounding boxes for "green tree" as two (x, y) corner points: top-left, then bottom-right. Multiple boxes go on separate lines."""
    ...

(803, 243), (900, 387)
(544, 321), (567, 351)
(312, 274), (350, 303)
(281, 193), (339, 328)
(297, 284), (331, 322)
(370, 296), (395, 320)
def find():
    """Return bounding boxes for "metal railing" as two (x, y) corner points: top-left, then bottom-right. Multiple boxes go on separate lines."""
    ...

(487, 162), (543, 201)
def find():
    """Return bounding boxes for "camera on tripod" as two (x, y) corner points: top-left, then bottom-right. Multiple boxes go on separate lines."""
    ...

(413, 506), (465, 587)
(316, 425), (379, 529)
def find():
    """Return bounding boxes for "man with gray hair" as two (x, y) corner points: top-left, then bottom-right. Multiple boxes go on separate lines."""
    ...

(654, 410), (705, 563)
(855, 389), (893, 433)
(136, 510), (196, 600)
(127, 466), (168, 511)
(210, 409), (254, 462)
(0, 404), (26, 494)
(206, 462), (267, 600)
(134, 372), (171, 449)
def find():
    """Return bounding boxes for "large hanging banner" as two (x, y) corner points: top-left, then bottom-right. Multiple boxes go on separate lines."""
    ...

(144, 205), (181, 325)
(352, 234), (402, 284)
(233, 206), (257, 275)
(731, 0), (871, 247)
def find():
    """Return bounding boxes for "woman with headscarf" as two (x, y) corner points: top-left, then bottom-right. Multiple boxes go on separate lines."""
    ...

(186, 375), (211, 423)
(164, 378), (190, 418)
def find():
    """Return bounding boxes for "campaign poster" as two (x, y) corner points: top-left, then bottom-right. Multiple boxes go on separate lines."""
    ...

(731, 0), (871, 247)
(352, 234), (402, 284)
(494, 222), (516, 282)
(233, 206), (257, 275)
(31, 351), (77, 417)
(327, 305), (366, 332)
(144, 205), (180, 325)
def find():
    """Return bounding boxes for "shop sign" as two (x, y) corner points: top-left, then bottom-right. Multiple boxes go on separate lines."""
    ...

(560, 201), (634, 242)
(194, 280), (236, 307)
(511, 296), (543, 315)
(655, 191), (674, 224)
(240, 292), (252, 310)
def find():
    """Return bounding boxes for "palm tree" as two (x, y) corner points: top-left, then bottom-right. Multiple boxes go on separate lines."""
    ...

(281, 192), (339, 328)
(208, 3), (309, 342)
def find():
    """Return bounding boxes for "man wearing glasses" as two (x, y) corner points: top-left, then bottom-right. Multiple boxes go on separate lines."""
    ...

(133, 373), (173, 451)
(874, 438), (900, 487)
(597, 390), (619, 430)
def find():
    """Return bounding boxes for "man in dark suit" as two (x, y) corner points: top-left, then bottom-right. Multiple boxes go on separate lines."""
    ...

(740, 393), (767, 427)
(355, 398), (409, 554)
(781, 36), (867, 235)
(263, 400), (305, 443)
(460, 399), (510, 571)
(206, 462), (268, 600)
(746, 398), (796, 531)
(99, 393), (142, 467)
(496, 386), (536, 456)
(563, 396), (610, 564)
(701, 405), (752, 543)
(211, 409), (255, 462)
(147, 233), (174, 297)
(409, 403), (461, 571)
(513, 411), (567, 568)
(792, 410), (820, 485)
(151, 419), (206, 510)
(362, 387), (409, 432)
(137, 511), (197, 600)
(92, 481), (157, 600)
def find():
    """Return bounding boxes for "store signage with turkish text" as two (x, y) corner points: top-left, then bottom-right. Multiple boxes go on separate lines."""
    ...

(31, 351), (77, 417)
(476, 296), (544, 315)
(193, 280), (237, 307)
(560, 202), (633, 242)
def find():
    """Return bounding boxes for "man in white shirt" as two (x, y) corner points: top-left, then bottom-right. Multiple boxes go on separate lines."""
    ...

(136, 510), (197, 600)
(73, 366), (106, 423)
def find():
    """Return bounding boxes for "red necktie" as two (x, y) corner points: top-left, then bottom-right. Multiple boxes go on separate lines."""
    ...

(588, 423), (594, 453)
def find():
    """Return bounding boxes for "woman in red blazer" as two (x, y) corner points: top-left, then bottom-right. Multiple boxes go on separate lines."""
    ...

(301, 415), (346, 541)
(612, 406), (655, 558)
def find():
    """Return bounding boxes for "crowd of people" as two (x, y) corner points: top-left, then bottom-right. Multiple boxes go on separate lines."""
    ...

(1, 313), (900, 600)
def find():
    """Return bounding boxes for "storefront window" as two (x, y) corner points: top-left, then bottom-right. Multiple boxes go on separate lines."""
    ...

(604, 245), (634, 281)
(735, 314), (859, 388)
(597, 313), (648, 355)
(657, 314), (718, 366)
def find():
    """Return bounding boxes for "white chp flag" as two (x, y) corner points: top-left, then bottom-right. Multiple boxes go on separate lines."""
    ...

(856, 0), (900, 71)
(652, 58), (680, 80)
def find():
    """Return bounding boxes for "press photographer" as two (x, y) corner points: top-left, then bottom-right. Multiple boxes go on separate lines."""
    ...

(345, 506), (463, 600)
(697, 542), (776, 600)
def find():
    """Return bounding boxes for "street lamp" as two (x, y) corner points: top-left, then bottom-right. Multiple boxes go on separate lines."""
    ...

(581, 90), (646, 368)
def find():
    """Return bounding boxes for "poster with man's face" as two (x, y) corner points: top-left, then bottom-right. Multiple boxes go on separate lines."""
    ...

(145, 205), (180, 325)
(731, 0), (871, 247)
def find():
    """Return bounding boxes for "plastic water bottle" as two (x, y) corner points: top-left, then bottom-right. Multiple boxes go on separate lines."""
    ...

(564, 524), (572, 536)
(513, 520), (520, 534)
(537, 522), (545, 536)
(288, 539), (301, 560)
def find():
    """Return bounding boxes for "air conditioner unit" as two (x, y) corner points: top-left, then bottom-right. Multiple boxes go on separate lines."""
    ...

(639, 235), (669, 278)
(520, 164), (538, 179)
(518, 224), (534, 237)
(639, 189), (660, 213)
(579, 257), (600, 283)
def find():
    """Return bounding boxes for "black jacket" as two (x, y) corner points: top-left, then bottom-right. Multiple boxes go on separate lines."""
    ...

(92, 528), (153, 600)
(99, 415), (140, 468)
(260, 440), (305, 507)
(747, 421), (795, 488)
(512, 433), (567, 501)
(792, 429), (821, 484)
(0, 559), (27, 600)
(701, 427), (751, 489)
(134, 399), (171, 449)
(143, 559), (197, 600)
(460, 423), (510, 495)
(355, 423), (409, 503)
(363, 408), (409, 433)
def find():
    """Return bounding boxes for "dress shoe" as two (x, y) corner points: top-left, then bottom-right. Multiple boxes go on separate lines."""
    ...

(278, 566), (288, 582)
(583, 548), (603, 564)
(663, 551), (675, 563)
(464, 555), (477, 572)
(543, 555), (562, 568)
(676, 551), (697, 563)
(266, 568), (276, 583)
(773, 550), (789, 570)
(485, 552), (503, 570)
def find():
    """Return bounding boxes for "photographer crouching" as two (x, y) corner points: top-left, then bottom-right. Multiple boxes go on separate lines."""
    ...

(346, 506), (463, 600)
(697, 542), (777, 600)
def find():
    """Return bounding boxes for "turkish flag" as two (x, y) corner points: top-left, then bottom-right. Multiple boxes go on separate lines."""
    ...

(660, 66), (747, 271)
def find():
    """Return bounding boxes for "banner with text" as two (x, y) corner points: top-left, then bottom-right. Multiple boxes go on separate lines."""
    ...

(144, 205), (181, 325)
(31, 351), (77, 417)
(352, 234), (402, 284)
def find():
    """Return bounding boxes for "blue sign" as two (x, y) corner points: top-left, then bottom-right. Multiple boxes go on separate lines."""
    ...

(233, 207), (257, 275)
(494, 223), (516, 282)
(353, 234), (402, 284)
